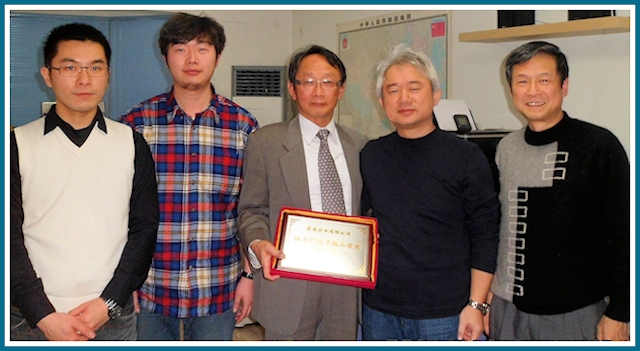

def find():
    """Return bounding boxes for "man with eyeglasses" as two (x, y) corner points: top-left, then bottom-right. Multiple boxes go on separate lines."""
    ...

(238, 45), (368, 340)
(10, 23), (159, 341)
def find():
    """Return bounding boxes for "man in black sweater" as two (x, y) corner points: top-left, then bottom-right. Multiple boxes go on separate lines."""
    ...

(360, 44), (499, 341)
(488, 41), (630, 341)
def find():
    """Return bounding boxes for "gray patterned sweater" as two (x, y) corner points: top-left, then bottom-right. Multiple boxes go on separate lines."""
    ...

(490, 113), (629, 322)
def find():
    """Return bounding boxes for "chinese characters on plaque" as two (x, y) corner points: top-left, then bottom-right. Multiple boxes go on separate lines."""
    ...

(271, 208), (379, 289)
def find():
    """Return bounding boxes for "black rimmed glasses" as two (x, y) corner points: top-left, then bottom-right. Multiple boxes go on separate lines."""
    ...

(48, 64), (109, 78)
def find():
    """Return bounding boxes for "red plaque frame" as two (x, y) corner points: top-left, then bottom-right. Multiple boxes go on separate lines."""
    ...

(271, 207), (379, 289)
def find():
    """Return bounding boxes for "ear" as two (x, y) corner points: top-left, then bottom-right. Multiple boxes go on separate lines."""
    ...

(215, 54), (221, 68)
(287, 81), (298, 101)
(40, 67), (53, 88)
(337, 82), (346, 100)
(432, 88), (442, 106)
(561, 77), (569, 98)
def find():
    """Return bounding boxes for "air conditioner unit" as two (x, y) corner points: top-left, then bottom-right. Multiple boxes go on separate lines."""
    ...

(232, 66), (286, 127)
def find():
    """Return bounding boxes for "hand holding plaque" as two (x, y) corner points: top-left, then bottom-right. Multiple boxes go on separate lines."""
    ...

(271, 208), (379, 289)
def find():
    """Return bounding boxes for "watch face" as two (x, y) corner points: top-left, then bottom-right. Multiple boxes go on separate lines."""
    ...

(109, 306), (123, 319)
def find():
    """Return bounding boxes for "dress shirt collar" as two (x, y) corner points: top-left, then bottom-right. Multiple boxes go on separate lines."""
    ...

(165, 84), (219, 124)
(298, 114), (340, 146)
(43, 104), (106, 135)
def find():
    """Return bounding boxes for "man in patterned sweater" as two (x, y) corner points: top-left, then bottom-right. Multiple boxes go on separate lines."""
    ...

(488, 41), (629, 341)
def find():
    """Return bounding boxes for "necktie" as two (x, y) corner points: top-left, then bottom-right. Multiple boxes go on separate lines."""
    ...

(317, 129), (346, 215)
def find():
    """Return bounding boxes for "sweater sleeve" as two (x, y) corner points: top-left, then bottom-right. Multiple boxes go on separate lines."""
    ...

(10, 131), (56, 328)
(600, 135), (630, 322)
(100, 131), (159, 306)
(462, 144), (500, 274)
(360, 147), (372, 217)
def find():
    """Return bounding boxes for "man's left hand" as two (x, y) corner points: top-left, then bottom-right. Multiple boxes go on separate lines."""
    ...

(457, 304), (484, 341)
(233, 276), (253, 323)
(68, 298), (110, 332)
(597, 315), (629, 341)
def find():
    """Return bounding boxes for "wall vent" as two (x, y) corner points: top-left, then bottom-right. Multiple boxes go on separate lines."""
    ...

(233, 66), (284, 97)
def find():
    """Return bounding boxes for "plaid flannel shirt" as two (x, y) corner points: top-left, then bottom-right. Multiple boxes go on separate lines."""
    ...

(120, 86), (258, 317)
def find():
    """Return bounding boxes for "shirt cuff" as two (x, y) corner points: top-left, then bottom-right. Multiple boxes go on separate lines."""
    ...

(248, 239), (262, 269)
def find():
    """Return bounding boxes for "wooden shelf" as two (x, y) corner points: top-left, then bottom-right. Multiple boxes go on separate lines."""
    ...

(459, 16), (630, 43)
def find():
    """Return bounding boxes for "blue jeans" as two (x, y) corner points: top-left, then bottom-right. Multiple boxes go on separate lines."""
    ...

(362, 303), (460, 341)
(137, 307), (235, 341)
(10, 301), (137, 341)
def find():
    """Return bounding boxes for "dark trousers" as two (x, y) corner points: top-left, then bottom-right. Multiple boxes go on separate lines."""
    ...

(489, 295), (607, 340)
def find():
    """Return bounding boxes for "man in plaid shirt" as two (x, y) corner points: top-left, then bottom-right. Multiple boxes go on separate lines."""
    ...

(120, 13), (258, 341)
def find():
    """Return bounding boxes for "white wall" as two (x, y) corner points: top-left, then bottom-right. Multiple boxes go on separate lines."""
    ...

(451, 10), (631, 156)
(291, 8), (632, 155)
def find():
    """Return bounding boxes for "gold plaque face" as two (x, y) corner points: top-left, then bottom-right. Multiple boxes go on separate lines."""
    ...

(272, 208), (379, 289)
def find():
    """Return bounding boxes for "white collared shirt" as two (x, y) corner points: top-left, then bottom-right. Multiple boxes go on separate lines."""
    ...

(298, 114), (353, 216)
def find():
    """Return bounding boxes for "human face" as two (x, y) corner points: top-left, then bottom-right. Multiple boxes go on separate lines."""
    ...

(510, 53), (568, 132)
(165, 39), (219, 92)
(379, 63), (441, 139)
(40, 40), (109, 126)
(288, 54), (345, 127)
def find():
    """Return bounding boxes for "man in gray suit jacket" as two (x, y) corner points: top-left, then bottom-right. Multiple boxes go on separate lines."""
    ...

(238, 45), (368, 340)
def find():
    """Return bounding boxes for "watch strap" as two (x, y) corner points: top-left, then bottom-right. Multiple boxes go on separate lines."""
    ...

(102, 297), (123, 319)
(240, 271), (254, 280)
(468, 299), (490, 315)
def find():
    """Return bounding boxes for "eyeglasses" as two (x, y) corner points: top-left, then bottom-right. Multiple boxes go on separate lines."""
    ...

(294, 78), (343, 90)
(48, 64), (109, 78)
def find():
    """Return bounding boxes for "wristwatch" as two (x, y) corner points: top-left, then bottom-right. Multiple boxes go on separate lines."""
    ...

(240, 271), (254, 280)
(102, 298), (123, 319)
(468, 299), (490, 315)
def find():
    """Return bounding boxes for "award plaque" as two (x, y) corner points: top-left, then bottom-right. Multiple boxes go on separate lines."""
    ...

(271, 207), (379, 289)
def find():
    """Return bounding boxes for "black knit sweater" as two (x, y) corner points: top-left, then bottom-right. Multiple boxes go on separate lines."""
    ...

(361, 129), (500, 319)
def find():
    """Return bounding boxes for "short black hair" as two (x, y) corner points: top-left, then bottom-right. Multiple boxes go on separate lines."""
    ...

(43, 23), (111, 68)
(159, 13), (226, 57)
(505, 41), (569, 89)
(288, 45), (346, 85)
